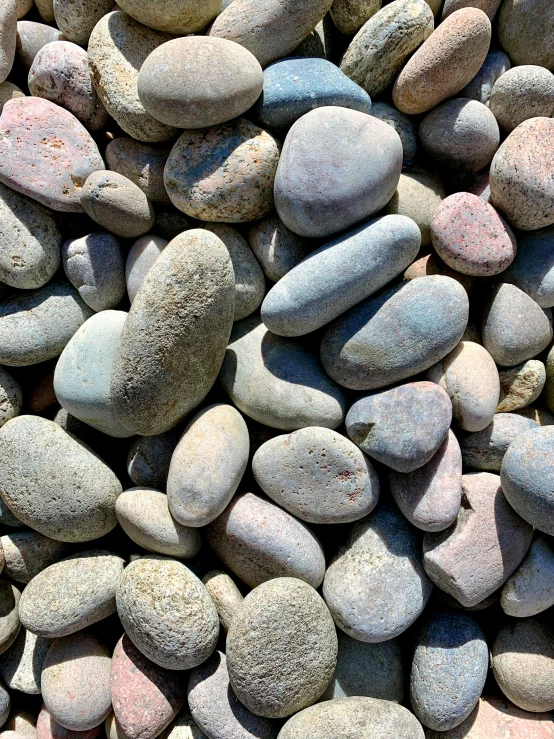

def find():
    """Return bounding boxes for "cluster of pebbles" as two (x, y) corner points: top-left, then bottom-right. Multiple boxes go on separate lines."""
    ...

(0, 0), (553, 737)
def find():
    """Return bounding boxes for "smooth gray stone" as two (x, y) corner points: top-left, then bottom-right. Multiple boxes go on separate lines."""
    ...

(62, 233), (126, 311)
(370, 101), (418, 162)
(460, 48), (511, 104)
(345, 381), (452, 473)
(247, 214), (311, 283)
(501, 535), (554, 617)
(15, 21), (65, 71)
(460, 413), (538, 472)
(0, 281), (93, 367)
(127, 428), (180, 489)
(321, 275), (469, 391)
(261, 214), (420, 337)
(323, 502), (433, 642)
(501, 426), (554, 535)
(0, 629), (51, 694)
(219, 316), (346, 431)
(125, 234), (168, 303)
(410, 610), (488, 731)
(54, 310), (132, 438)
(502, 225), (554, 308)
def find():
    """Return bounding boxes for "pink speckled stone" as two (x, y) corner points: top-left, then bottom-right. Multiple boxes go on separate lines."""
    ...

(110, 635), (186, 739)
(431, 192), (516, 276)
(425, 696), (554, 738)
(36, 708), (101, 739)
(0, 97), (104, 212)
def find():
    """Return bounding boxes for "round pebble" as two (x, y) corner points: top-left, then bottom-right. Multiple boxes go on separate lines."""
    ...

(125, 235), (168, 304)
(0, 629), (51, 694)
(0, 370), (21, 430)
(80, 171), (154, 239)
(502, 226), (554, 308)
(53, 0), (112, 45)
(117, 0), (219, 34)
(62, 234), (125, 311)
(498, 360), (546, 412)
(105, 138), (171, 205)
(15, 21), (65, 71)
(384, 170), (444, 246)
(370, 101), (418, 162)
(247, 215), (311, 283)
(498, 0), (554, 70)
(501, 536), (554, 618)
(489, 65), (554, 132)
(0, 531), (68, 583)
(201, 571), (243, 633)
(460, 413), (538, 472)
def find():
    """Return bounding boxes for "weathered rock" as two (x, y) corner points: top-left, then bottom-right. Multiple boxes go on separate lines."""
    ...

(442, 0), (501, 19)
(106, 138), (171, 205)
(0, 531), (68, 583)
(383, 170), (443, 246)
(127, 429), (180, 489)
(501, 536), (554, 617)
(460, 48), (511, 104)
(370, 101), (417, 162)
(118, 0), (219, 33)
(5, 710), (36, 738)
(0, 629), (51, 694)
(498, 0), (554, 70)
(80, 171), (154, 239)
(247, 215), (311, 282)
(503, 227), (554, 308)
(201, 571), (243, 633)
(53, 0), (112, 45)
(330, 0), (381, 35)
(38, 708), (102, 739)
(0, 369), (21, 430)
(0, 581), (19, 656)
(15, 21), (64, 71)
(0, 0), (16, 84)
(498, 360), (546, 412)
(490, 65), (554, 132)
(125, 235), (168, 304)
(461, 413), (538, 472)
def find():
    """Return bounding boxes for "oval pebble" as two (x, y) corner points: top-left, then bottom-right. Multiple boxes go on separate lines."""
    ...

(63, 234), (125, 312)
(247, 215), (311, 283)
(15, 21), (64, 71)
(370, 101), (418, 162)
(80, 171), (154, 239)
(105, 138), (171, 205)
(498, 0), (554, 70)
(460, 413), (538, 472)
(0, 369), (21, 430)
(489, 65), (554, 132)
(0, 531), (69, 583)
(498, 360), (546, 412)
(53, 0), (112, 45)
(125, 235), (168, 304)
(330, 0), (381, 35)
(460, 47), (511, 104)
(383, 170), (444, 246)
(117, 0), (219, 34)
(227, 578), (337, 718)
(501, 536), (554, 618)
(0, 629), (51, 694)
(116, 555), (219, 671)
(201, 571), (243, 633)
(502, 226), (554, 308)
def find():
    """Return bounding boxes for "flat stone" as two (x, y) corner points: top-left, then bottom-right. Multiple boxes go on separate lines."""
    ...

(247, 215), (311, 282)
(53, 0), (112, 45)
(15, 21), (64, 71)
(460, 48), (511, 104)
(370, 101), (418, 162)
(503, 226), (554, 308)
(0, 629), (51, 694)
(201, 571), (243, 633)
(62, 234), (125, 312)
(501, 536), (554, 617)
(461, 413), (538, 472)
(490, 65), (554, 132)
(498, 360), (546, 412)
(274, 107), (402, 239)
(0, 369), (21, 430)
(106, 138), (171, 204)
(0, 531), (69, 583)
(80, 171), (154, 239)
(498, 0), (554, 70)
(127, 429), (180, 489)
(384, 170), (444, 246)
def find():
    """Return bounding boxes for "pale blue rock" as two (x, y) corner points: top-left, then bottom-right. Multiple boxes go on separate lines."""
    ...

(321, 275), (469, 391)
(409, 610), (488, 731)
(255, 57), (372, 131)
(370, 101), (417, 162)
(460, 413), (538, 472)
(502, 225), (554, 308)
(261, 214), (420, 337)
(54, 311), (132, 438)
(460, 48), (511, 104)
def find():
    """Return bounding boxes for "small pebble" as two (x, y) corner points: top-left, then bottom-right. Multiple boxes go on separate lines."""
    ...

(80, 171), (154, 239)
(247, 215), (311, 283)
(201, 571), (243, 633)
(0, 370), (21, 430)
(498, 360), (546, 412)
(53, 0), (112, 45)
(126, 429), (180, 490)
(15, 21), (64, 71)
(460, 47), (511, 104)
(370, 101), (418, 162)
(384, 170), (444, 246)
(502, 225), (554, 308)
(105, 138), (171, 204)
(0, 629), (51, 694)
(498, 0), (554, 70)
(501, 536), (554, 618)
(125, 235), (168, 304)
(460, 413), (538, 472)
(62, 234), (125, 311)
(117, 0), (219, 34)
(330, 0), (381, 35)
(0, 531), (68, 583)
(0, 582), (19, 656)
(489, 65), (554, 132)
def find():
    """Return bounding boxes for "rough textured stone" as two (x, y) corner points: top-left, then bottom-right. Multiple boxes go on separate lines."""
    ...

(503, 226), (554, 308)
(0, 531), (68, 583)
(0, 80), (23, 113)
(220, 316), (346, 430)
(247, 215), (311, 282)
(0, 416), (122, 542)
(167, 404), (249, 528)
(423, 472), (533, 607)
(489, 65), (554, 132)
(330, 0), (381, 34)
(0, 629), (50, 694)
(125, 235), (168, 304)
(117, 0), (218, 33)
(501, 536), (554, 617)
(106, 138), (171, 205)
(201, 571), (243, 633)
(483, 284), (553, 367)
(384, 171), (443, 246)
(62, 234), (125, 312)
(111, 230), (235, 436)
(410, 611), (488, 731)
(274, 107), (402, 239)
(370, 101), (417, 162)
(461, 413), (538, 472)
(340, 0), (434, 98)
(498, 360), (546, 412)
(0, 97), (104, 212)
(442, 0), (501, 18)
(0, 686), (9, 732)
(206, 492), (326, 588)
(53, 0), (112, 45)
(0, 369), (21, 430)
(5, 711), (37, 738)
(389, 430), (462, 532)
(127, 429), (180, 490)
(42, 632), (111, 732)
(80, 171), (154, 239)
(227, 578), (337, 718)
(321, 275), (469, 391)
(460, 48), (510, 104)
(0, 0), (15, 85)
(323, 502), (433, 642)
(38, 709), (101, 739)
(15, 21), (64, 71)
(498, 0), (554, 70)
(116, 556), (219, 670)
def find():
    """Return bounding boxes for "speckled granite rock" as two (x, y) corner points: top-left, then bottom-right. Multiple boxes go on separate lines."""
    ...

(498, 360), (546, 412)
(53, 0), (112, 45)
(489, 65), (554, 132)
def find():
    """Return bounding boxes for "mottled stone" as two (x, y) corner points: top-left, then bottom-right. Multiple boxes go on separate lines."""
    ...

(501, 536), (554, 617)
(423, 472), (533, 607)
(503, 227), (554, 308)
(0, 369), (21, 430)
(53, 0), (112, 45)
(247, 215), (311, 282)
(0, 531), (68, 583)
(498, 0), (554, 70)
(370, 101), (417, 162)
(0, 629), (50, 694)
(62, 234), (125, 311)
(274, 107), (402, 239)
(106, 138), (171, 204)
(323, 502), (433, 642)
(80, 171), (154, 239)
(461, 413), (538, 472)
(384, 171), (443, 246)
(460, 48), (511, 104)
(15, 21), (64, 71)
(498, 360), (546, 412)
(201, 571), (243, 633)
(490, 65), (554, 132)
(127, 429), (180, 489)
(330, 0), (380, 34)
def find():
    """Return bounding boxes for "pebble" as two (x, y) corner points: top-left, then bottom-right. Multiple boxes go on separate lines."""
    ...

(252, 426), (379, 524)
(5, 711), (36, 738)
(116, 555), (219, 670)
(209, 0), (334, 67)
(34, 0), (54, 21)
(489, 65), (554, 132)
(127, 429), (180, 490)
(54, 311), (132, 438)
(0, 581), (19, 657)
(0, 0), (15, 85)
(80, 171), (154, 239)
(41, 632), (112, 731)
(492, 619), (554, 712)
(274, 106), (402, 239)
(0, 81), (23, 113)
(427, 341), (500, 432)
(502, 226), (554, 308)
(460, 48), (511, 104)
(201, 571), (243, 633)
(115, 488), (201, 559)
(0, 97), (104, 212)
(482, 284), (553, 367)
(460, 413), (538, 472)
(226, 578), (337, 718)
(340, 0), (434, 98)
(423, 472), (533, 607)
(409, 611), (488, 731)
(498, 0), (554, 70)
(87, 12), (176, 142)
(15, 21), (64, 71)
(28, 42), (107, 132)
(0, 531), (69, 583)
(321, 275), (469, 391)
(167, 404), (249, 528)
(490, 117), (554, 231)
(498, 360), (546, 412)
(384, 170), (444, 246)
(165, 118), (279, 223)
(153, 210), (193, 241)
(202, 224), (265, 321)
(219, 316), (346, 430)
(118, 0), (219, 34)
(330, 0), (381, 35)
(501, 426), (554, 535)
(0, 416), (122, 542)
(419, 98), (500, 172)
(442, 0), (501, 19)
(125, 235), (168, 304)
(105, 138), (171, 205)
(0, 370), (21, 430)
(389, 430), (462, 532)
(110, 634), (186, 739)
(278, 696), (425, 738)
(53, 0), (112, 45)
(501, 536), (554, 617)
(188, 651), (278, 739)
(0, 629), (51, 694)
(0, 689), (9, 733)
(323, 502), (433, 642)
(111, 229), (235, 436)
(38, 708), (102, 739)
(62, 234), (125, 312)
(370, 101), (418, 162)
(206, 492), (326, 588)
(255, 57), (371, 130)
(247, 215), (311, 282)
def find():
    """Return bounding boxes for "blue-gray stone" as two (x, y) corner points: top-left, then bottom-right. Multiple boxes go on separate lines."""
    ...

(460, 48), (511, 105)
(460, 413), (538, 472)
(410, 610), (488, 732)
(255, 57), (371, 131)
(370, 101), (417, 162)
(320, 275), (469, 391)
(261, 214), (420, 337)
(501, 426), (554, 535)
(345, 381), (452, 473)
(502, 225), (554, 308)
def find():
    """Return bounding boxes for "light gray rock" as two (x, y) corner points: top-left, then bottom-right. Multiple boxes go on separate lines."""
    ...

(0, 281), (93, 366)
(15, 20), (64, 71)
(0, 416), (122, 542)
(115, 488), (201, 559)
(0, 531), (69, 583)
(261, 215), (420, 337)
(202, 571), (243, 633)
(498, 0), (554, 70)
(501, 536), (554, 617)
(323, 502), (433, 642)
(460, 413), (538, 472)
(125, 235), (168, 303)
(80, 171), (154, 239)
(460, 48), (510, 104)
(117, 0), (219, 34)
(0, 0), (16, 84)
(220, 316), (346, 430)
(206, 492), (326, 588)
(116, 555), (219, 670)
(252, 426), (379, 524)
(0, 629), (51, 694)
(62, 234), (125, 312)
(497, 360), (546, 412)
(127, 428), (180, 489)
(370, 101), (417, 162)
(0, 582), (19, 656)
(247, 215), (311, 283)
(53, 0), (112, 44)
(0, 181), (61, 289)
(489, 65), (554, 131)
(111, 229), (235, 436)
(0, 369), (21, 429)
(105, 138), (171, 205)
(227, 578), (337, 718)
